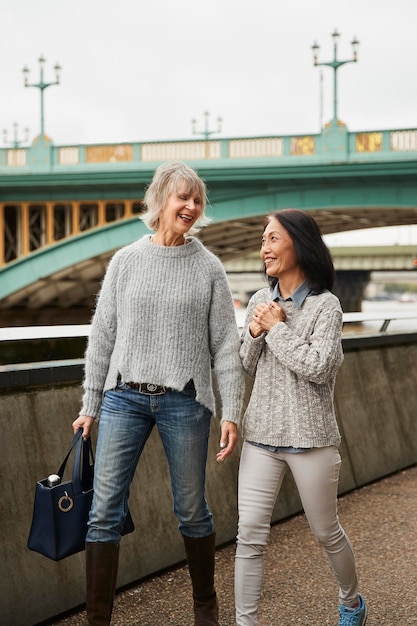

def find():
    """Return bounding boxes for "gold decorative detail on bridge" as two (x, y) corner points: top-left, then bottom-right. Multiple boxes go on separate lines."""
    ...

(86, 144), (134, 163)
(59, 147), (80, 165)
(356, 133), (383, 152)
(6, 149), (26, 167)
(141, 141), (221, 162)
(0, 199), (143, 266)
(228, 138), (283, 158)
(390, 130), (417, 151)
(290, 136), (315, 156)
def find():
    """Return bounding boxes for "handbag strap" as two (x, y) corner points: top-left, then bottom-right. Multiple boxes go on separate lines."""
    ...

(73, 432), (94, 494)
(56, 429), (95, 495)
(56, 429), (83, 479)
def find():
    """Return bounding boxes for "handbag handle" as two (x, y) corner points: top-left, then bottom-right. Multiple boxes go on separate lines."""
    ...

(56, 429), (94, 496)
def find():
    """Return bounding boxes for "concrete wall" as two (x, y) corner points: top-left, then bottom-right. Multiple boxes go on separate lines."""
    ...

(1, 333), (417, 625)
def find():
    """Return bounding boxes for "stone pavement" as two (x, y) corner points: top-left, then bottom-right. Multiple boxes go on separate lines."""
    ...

(42, 465), (417, 626)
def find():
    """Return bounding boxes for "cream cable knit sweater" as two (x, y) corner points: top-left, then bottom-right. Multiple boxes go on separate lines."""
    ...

(80, 235), (244, 423)
(240, 287), (344, 448)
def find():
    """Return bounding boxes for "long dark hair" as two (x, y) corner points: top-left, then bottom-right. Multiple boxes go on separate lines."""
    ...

(264, 209), (335, 292)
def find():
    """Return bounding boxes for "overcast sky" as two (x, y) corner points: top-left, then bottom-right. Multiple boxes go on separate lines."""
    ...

(2, 0), (417, 244)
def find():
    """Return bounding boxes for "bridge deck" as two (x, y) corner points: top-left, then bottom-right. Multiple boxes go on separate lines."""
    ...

(44, 464), (417, 626)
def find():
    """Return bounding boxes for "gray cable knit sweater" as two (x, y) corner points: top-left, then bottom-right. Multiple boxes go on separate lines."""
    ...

(240, 287), (344, 448)
(80, 235), (244, 423)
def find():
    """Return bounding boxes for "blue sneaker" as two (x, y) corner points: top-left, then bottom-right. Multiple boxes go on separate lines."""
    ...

(338, 595), (367, 626)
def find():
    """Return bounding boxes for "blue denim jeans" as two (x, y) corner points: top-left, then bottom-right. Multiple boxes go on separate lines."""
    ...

(86, 382), (214, 543)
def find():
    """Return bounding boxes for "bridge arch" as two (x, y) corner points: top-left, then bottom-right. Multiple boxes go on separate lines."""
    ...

(1, 163), (417, 321)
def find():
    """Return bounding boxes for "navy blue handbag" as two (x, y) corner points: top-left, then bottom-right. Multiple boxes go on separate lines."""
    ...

(27, 429), (134, 561)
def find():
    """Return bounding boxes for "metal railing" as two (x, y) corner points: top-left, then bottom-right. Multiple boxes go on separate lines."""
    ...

(342, 311), (417, 332)
(1, 311), (417, 345)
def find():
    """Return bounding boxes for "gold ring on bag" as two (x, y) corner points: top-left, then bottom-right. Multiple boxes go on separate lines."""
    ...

(58, 491), (74, 512)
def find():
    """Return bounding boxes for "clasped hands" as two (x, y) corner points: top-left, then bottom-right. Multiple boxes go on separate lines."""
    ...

(249, 301), (286, 337)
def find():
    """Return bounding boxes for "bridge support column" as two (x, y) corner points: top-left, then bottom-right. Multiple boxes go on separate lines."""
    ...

(334, 270), (370, 313)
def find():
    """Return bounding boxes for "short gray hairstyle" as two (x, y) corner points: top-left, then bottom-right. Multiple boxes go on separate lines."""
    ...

(141, 161), (211, 235)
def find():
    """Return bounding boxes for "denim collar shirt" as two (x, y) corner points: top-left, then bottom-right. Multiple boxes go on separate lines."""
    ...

(271, 280), (318, 308)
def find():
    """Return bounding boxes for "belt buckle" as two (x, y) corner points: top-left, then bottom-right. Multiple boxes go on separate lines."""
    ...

(140, 383), (166, 395)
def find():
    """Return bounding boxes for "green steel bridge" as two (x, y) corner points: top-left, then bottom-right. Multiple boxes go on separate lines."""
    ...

(1, 122), (417, 323)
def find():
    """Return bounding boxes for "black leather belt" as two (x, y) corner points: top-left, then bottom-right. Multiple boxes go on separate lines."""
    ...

(125, 382), (167, 395)
(124, 380), (194, 395)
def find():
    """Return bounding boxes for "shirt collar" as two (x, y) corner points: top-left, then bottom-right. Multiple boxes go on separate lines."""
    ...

(271, 280), (314, 309)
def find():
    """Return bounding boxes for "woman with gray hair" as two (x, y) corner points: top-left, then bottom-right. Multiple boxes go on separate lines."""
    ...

(73, 161), (244, 625)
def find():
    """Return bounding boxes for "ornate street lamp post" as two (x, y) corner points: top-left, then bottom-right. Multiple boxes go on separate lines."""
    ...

(22, 55), (62, 139)
(191, 111), (222, 140)
(311, 30), (359, 125)
(3, 123), (29, 148)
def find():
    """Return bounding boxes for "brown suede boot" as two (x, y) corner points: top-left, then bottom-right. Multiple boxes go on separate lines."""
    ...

(85, 542), (120, 625)
(182, 533), (219, 626)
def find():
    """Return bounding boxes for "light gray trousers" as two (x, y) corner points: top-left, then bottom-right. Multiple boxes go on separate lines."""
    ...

(235, 442), (359, 625)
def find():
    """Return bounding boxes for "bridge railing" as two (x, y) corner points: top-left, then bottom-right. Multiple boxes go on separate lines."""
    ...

(2, 127), (417, 171)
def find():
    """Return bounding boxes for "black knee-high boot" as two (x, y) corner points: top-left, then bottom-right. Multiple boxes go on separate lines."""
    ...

(182, 533), (219, 626)
(85, 542), (120, 625)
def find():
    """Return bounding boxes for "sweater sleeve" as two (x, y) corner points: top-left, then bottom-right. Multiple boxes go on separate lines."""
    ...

(239, 295), (267, 378)
(80, 253), (121, 417)
(265, 304), (343, 384)
(208, 264), (245, 424)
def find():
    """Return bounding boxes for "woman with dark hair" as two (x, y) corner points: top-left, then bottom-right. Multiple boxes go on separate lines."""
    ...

(235, 209), (367, 626)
